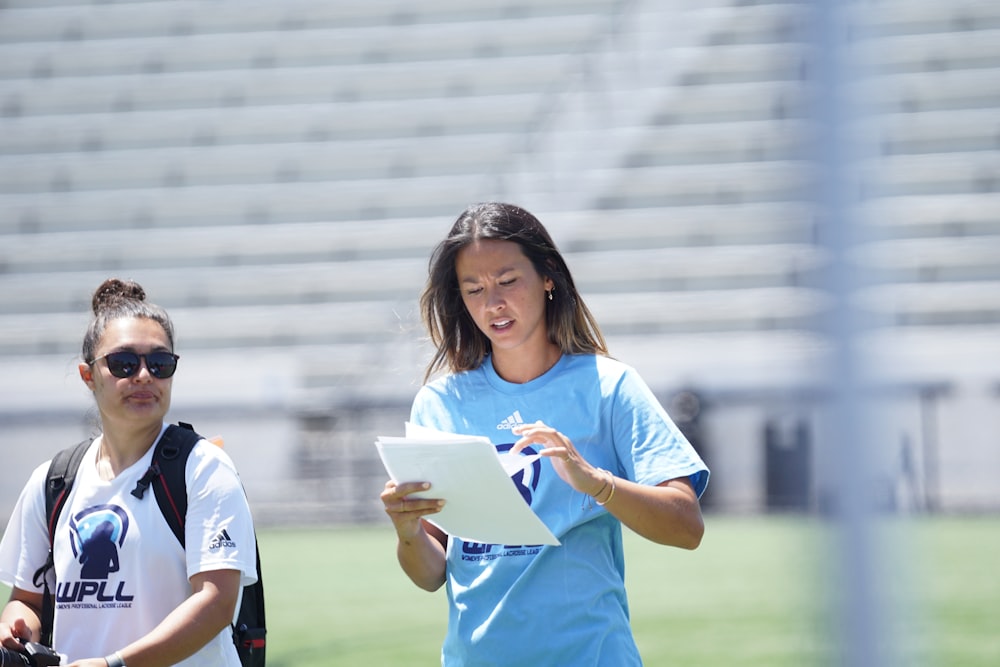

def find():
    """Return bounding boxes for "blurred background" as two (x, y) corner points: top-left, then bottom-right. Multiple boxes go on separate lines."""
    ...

(1, 0), (998, 664)
(1, 0), (998, 560)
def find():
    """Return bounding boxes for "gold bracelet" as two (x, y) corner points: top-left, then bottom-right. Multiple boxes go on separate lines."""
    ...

(595, 470), (616, 506)
(582, 469), (610, 510)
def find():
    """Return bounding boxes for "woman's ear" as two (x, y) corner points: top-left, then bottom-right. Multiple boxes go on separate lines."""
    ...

(542, 258), (559, 292)
(79, 362), (95, 389)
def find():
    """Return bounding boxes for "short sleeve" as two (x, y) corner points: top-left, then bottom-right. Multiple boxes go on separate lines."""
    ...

(0, 462), (54, 591)
(611, 367), (710, 498)
(183, 442), (258, 587)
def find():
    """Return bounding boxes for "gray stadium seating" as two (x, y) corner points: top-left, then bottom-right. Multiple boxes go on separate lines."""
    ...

(1, 0), (997, 516)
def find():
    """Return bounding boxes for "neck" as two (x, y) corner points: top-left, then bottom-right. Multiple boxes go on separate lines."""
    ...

(98, 420), (164, 477)
(492, 343), (562, 384)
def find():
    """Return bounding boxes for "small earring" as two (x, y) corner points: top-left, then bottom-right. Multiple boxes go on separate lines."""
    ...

(547, 288), (554, 301)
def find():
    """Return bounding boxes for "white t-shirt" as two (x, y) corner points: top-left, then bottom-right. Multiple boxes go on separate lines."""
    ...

(0, 424), (258, 666)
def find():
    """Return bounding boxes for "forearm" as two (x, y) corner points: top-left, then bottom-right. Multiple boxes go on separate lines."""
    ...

(1, 589), (43, 644)
(596, 476), (705, 549)
(397, 520), (447, 592)
(511, 422), (705, 548)
(112, 573), (239, 667)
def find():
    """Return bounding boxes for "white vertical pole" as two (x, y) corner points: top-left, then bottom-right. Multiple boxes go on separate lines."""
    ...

(811, 0), (896, 665)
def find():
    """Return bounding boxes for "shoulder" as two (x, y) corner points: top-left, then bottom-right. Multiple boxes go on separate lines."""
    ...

(560, 353), (638, 388)
(23, 459), (56, 503)
(591, 354), (634, 377)
(31, 438), (99, 500)
(417, 367), (483, 400)
(580, 355), (661, 407)
(413, 376), (455, 416)
(156, 425), (236, 475)
(3, 459), (57, 536)
(180, 436), (244, 496)
(187, 438), (239, 473)
(411, 368), (488, 430)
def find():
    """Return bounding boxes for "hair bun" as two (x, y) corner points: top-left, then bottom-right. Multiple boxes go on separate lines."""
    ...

(91, 278), (147, 314)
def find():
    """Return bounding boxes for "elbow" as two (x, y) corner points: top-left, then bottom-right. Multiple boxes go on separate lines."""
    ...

(189, 571), (243, 636)
(648, 512), (704, 549)
(679, 516), (705, 550)
(411, 572), (446, 593)
(669, 510), (705, 550)
(418, 579), (445, 594)
(210, 596), (240, 633)
(654, 479), (705, 550)
(201, 584), (240, 633)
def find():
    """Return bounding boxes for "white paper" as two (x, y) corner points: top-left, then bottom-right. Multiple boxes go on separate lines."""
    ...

(406, 421), (544, 475)
(375, 424), (559, 546)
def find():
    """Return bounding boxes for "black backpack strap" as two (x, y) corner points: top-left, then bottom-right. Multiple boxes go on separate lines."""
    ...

(34, 438), (94, 647)
(131, 422), (201, 547)
(233, 545), (267, 666)
(137, 422), (267, 665)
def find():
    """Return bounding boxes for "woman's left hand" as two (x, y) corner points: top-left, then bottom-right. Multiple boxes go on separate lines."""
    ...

(512, 420), (705, 549)
(511, 421), (606, 497)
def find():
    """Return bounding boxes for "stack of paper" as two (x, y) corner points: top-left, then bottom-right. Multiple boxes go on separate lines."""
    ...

(375, 424), (560, 546)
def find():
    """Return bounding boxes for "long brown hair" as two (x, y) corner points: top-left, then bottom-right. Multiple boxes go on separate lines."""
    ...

(420, 202), (607, 381)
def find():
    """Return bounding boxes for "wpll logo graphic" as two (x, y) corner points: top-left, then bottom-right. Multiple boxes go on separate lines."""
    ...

(59, 504), (135, 608)
(461, 441), (544, 560)
(497, 442), (541, 506)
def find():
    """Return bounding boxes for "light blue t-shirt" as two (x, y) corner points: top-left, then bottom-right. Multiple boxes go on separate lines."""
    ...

(410, 353), (709, 667)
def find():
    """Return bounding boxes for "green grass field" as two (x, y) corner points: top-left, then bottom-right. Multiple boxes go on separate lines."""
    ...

(3, 515), (997, 666)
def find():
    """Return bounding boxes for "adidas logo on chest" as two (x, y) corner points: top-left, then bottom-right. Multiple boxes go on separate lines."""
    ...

(497, 410), (526, 430)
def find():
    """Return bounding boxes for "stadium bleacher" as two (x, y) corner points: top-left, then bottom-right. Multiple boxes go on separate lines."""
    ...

(1, 0), (997, 516)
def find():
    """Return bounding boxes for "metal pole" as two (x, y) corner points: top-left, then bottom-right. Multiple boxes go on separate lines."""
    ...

(811, 0), (894, 665)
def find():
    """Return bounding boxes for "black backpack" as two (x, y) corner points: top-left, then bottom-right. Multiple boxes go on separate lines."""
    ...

(33, 422), (266, 666)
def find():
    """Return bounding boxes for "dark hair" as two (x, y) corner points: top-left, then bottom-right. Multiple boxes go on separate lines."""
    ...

(420, 202), (607, 381)
(82, 278), (174, 363)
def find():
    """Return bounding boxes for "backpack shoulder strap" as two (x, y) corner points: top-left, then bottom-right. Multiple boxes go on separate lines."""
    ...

(148, 423), (268, 666)
(139, 422), (201, 547)
(120, 422), (268, 665)
(34, 438), (94, 647)
(233, 544), (267, 666)
(43, 439), (94, 544)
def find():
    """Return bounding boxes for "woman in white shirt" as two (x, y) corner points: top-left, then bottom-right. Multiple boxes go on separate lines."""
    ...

(0, 278), (257, 667)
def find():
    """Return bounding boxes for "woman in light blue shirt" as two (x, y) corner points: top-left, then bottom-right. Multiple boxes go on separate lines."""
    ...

(381, 203), (709, 666)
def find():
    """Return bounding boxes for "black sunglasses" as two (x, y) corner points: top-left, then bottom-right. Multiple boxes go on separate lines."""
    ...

(90, 351), (180, 379)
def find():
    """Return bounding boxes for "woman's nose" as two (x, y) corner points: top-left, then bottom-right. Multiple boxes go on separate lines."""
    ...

(485, 288), (504, 310)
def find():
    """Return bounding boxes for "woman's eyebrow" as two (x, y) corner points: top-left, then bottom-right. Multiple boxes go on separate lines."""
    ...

(109, 345), (172, 353)
(460, 266), (516, 281)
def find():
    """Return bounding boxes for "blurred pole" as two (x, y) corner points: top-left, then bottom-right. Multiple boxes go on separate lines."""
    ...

(810, 0), (896, 666)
